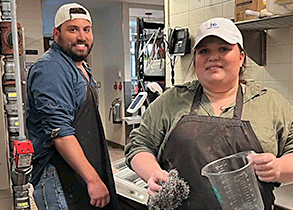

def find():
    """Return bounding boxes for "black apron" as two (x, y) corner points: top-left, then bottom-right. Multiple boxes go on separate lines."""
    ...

(161, 85), (275, 210)
(50, 73), (120, 210)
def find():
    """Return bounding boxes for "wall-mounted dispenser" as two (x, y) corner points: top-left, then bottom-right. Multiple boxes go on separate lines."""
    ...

(109, 98), (122, 124)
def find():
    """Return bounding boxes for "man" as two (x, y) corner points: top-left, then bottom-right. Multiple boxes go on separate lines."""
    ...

(26, 3), (120, 209)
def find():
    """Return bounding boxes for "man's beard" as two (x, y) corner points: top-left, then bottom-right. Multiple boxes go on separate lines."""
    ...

(58, 35), (93, 62)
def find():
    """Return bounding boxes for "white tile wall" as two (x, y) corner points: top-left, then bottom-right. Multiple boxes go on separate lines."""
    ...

(190, 0), (205, 10)
(205, 4), (223, 20)
(206, 0), (222, 6)
(173, 0), (189, 14)
(189, 8), (205, 26)
(267, 45), (291, 64)
(189, 24), (201, 40)
(170, 12), (189, 27)
(291, 42), (293, 64)
(288, 81), (293, 101)
(264, 63), (291, 82)
(246, 58), (265, 81)
(166, 0), (293, 104)
(222, 0), (234, 19)
(291, 28), (293, 44)
(263, 81), (290, 98)
(267, 28), (292, 46)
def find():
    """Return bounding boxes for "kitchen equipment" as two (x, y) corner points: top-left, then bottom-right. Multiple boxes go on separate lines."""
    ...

(5, 103), (18, 115)
(109, 98), (122, 124)
(126, 92), (147, 114)
(201, 151), (264, 210)
(4, 57), (14, 73)
(8, 116), (18, 126)
(112, 158), (148, 208)
(4, 72), (15, 81)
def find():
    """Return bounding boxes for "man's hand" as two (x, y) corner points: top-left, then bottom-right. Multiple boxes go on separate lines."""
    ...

(54, 136), (111, 207)
(88, 179), (110, 208)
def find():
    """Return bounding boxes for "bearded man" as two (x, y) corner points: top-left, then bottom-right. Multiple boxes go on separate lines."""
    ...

(26, 3), (120, 209)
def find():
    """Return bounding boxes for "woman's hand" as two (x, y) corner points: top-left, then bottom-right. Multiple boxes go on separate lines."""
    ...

(147, 170), (169, 196)
(249, 153), (281, 183)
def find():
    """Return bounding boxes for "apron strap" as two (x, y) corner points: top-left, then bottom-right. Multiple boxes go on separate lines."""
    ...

(233, 85), (243, 120)
(190, 84), (243, 120)
(78, 67), (99, 107)
(190, 84), (203, 114)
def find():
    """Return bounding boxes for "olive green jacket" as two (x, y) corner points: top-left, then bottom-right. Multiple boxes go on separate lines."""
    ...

(125, 80), (293, 168)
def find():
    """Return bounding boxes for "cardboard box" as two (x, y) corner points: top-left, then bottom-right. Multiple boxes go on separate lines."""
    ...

(235, 0), (266, 22)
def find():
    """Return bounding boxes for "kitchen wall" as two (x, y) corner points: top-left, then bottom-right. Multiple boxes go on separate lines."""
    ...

(16, 0), (44, 62)
(164, 0), (293, 105)
(92, 3), (127, 146)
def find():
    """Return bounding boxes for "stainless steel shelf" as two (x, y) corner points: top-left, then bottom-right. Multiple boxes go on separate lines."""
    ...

(235, 13), (293, 31)
(234, 14), (293, 66)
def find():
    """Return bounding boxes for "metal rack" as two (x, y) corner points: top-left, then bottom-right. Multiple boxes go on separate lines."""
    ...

(135, 18), (165, 83)
(235, 13), (293, 66)
(236, 13), (293, 30)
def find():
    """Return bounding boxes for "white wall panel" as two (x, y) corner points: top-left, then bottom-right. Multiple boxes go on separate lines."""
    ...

(223, 0), (234, 19)
(205, 4), (223, 20)
(189, 8), (205, 26)
(190, 0), (205, 10)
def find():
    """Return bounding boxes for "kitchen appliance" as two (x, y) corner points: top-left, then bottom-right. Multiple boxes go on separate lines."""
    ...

(109, 98), (122, 124)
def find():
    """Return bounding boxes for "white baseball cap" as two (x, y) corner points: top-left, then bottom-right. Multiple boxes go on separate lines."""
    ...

(193, 17), (243, 49)
(55, 3), (92, 28)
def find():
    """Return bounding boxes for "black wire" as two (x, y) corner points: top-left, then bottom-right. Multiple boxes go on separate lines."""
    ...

(170, 56), (176, 86)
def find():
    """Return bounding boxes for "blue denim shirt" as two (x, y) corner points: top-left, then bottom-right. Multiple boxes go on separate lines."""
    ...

(26, 41), (97, 184)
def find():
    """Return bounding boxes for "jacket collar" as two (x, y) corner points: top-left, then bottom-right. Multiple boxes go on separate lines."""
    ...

(182, 79), (267, 102)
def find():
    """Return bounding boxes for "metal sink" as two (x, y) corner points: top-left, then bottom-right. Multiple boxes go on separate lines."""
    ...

(112, 158), (148, 205)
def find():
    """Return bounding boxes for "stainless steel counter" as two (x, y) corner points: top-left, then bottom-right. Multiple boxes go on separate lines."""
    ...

(274, 183), (293, 209)
(112, 158), (148, 206)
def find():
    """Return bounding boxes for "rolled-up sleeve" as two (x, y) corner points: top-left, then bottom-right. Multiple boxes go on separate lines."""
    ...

(124, 100), (164, 168)
(28, 60), (85, 139)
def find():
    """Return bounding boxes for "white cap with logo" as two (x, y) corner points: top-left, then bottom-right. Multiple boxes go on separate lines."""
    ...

(55, 3), (92, 28)
(193, 17), (243, 49)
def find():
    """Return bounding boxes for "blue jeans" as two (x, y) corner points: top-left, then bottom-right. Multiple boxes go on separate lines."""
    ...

(33, 164), (69, 210)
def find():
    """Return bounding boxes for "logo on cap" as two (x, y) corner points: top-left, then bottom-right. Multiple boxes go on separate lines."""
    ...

(207, 22), (219, 30)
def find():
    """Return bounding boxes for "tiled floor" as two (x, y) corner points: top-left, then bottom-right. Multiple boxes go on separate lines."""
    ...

(108, 142), (125, 162)
(30, 143), (124, 210)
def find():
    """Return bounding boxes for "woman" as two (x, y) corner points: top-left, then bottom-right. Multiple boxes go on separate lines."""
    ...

(124, 17), (293, 209)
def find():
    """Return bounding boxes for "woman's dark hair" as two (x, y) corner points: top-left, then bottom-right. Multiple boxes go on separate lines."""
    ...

(238, 43), (247, 82)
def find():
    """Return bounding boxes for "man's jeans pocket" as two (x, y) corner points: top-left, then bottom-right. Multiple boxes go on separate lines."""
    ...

(33, 164), (69, 210)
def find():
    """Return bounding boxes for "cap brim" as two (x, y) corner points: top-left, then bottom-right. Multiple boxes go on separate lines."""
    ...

(193, 33), (239, 50)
